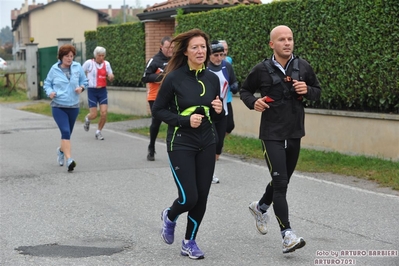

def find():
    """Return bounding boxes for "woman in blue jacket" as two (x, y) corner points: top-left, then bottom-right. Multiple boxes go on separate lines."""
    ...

(44, 44), (88, 172)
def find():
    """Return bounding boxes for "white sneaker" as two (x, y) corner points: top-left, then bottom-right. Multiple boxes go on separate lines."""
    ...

(83, 118), (90, 132)
(67, 158), (76, 172)
(212, 175), (219, 184)
(282, 230), (306, 253)
(95, 131), (104, 140)
(57, 147), (64, 166)
(248, 201), (269, 235)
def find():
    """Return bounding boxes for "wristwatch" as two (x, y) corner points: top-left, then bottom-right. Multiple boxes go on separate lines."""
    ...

(80, 86), (85, 92)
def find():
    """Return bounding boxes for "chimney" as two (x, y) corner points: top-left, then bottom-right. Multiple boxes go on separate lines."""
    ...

(12, 8), (18, 20)
(75, 0), (81, 3)
(108, 5), (112, 17)
(33, 0), (36, 4)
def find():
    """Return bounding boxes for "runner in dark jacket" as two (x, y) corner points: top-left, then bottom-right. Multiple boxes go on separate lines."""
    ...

(142, 36), (173, 161)
(240, 55), (320, 140)
(240, 25), (321, 254)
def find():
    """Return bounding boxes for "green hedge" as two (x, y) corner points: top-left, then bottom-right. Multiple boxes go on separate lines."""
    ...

(175, 0), (399, 113)
(85, 22), (145, 87)
(86, 0), (398, 113)
(84, 30), (97, 60)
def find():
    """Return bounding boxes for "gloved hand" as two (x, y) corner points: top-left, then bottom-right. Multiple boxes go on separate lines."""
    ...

(230, 81), (239, 94)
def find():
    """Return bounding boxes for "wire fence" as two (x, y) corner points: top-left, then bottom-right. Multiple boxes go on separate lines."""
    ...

(74, 42), (87, 65)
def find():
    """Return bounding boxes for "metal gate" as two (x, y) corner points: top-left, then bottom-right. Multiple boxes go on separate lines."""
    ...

(38, 46), (58, 99)
(74, 42), (86, 65)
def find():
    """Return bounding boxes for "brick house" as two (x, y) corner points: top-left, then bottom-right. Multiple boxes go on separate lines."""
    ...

(137, 0), (261, 62)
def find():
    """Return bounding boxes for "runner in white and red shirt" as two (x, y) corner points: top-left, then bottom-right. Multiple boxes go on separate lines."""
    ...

(82, 46), (114, 140)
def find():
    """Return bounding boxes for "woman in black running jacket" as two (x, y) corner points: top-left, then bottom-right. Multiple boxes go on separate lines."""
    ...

(152, 29), (224, 260)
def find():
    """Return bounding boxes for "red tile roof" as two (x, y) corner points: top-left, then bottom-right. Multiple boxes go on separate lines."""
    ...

(144, 0), (261, 12)
(28, 4), (44, 11)
(97, 8), (144, 18)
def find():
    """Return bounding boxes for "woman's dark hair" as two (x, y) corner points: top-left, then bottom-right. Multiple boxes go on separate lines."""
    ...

(164, 29), (211, 76)
(58, 44), (76, 60)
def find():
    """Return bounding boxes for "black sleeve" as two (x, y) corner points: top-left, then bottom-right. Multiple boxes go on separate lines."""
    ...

(240, 63), (265, 110)
(210, 98), (225, 122)
(226, 63), (239, 94)
(152, 74), (191, 128)
(141, 57), (163, 83)
(211, 104), (225, 122)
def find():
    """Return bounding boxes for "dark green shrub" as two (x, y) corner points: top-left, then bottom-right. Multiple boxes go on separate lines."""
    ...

(175, 0), (399, 113)
(86, 0), (399, 113)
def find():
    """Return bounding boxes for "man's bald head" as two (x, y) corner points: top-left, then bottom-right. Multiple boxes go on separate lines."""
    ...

(270, 25), (293, 41)
(269, 25), (294, 63)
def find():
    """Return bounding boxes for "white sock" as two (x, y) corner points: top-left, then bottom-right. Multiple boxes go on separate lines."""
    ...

(96, 130), (100, 134)
(85, 116), (89, 122)
(282, 229), (292, 238)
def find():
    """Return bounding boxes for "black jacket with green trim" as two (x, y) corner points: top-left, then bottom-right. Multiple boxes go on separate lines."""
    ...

(152, 64), (225, 151)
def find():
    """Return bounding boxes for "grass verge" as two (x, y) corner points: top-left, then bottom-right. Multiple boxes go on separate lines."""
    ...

(17, 102), (147, 123)
(0, 74), (28, 102)
(130, 124), (399, 191)
(0, 87), (29, 103)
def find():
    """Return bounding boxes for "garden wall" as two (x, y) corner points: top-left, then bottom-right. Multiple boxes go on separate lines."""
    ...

(80, 87), (399, 162)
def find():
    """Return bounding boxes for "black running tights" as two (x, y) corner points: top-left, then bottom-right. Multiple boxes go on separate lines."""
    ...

(226, 102), (235, 134)
(259, 138), (301, 232)
(167, 145), (215, 240)
(214, 115), (227, 155)
(148, 101), (162, 149)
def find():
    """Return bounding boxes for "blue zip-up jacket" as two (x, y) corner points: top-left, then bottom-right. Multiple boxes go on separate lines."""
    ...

(43, 61), (88, 106)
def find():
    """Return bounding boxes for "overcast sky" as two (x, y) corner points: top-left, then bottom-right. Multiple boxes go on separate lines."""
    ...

(0, 0), (160, 29)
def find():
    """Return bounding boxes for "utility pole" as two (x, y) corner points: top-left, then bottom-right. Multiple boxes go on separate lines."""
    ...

(123, 0), (126, 23)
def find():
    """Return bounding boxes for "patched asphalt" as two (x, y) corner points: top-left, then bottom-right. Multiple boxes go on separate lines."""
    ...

(1, 102), (398, 266)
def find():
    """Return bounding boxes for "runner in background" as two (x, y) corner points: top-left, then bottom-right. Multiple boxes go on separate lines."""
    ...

(82, 46), (114, 140)
(141, 36), (173, 161)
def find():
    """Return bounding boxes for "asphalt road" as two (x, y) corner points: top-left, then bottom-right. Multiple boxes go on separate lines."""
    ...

(0, 103), (398, 266)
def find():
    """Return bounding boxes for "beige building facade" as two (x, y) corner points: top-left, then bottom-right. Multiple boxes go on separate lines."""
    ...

(11, 0), (110, 59)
